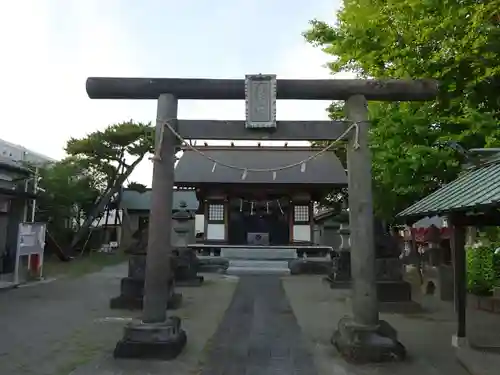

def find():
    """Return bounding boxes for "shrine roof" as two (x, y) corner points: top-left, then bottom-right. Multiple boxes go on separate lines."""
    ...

(174, 146), (347, 186)
(397, 152), (500, 220)
(121, 188), (199, 211)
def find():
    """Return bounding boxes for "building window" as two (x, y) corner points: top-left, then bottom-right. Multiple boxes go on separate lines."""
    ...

(208, 203), (225, 222)
(294, 205), (309, 223)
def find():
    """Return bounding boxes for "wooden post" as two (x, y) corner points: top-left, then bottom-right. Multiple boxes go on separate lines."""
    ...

(142, 93), (178, 323)
(450, 215), (467, 340)
(345, 95), (378, 327)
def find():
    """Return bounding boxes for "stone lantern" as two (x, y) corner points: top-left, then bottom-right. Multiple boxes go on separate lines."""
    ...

(171, 201), (203, 286)
(109, 226), (182, 311)
(326, 209), (351, 287)
(332, 209), (351, 283)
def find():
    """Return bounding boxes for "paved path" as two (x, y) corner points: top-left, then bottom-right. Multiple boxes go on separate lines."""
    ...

(201, 276), (317, 375)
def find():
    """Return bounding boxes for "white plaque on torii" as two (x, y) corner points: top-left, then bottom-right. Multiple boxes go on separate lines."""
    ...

(245, 74), (277, 129)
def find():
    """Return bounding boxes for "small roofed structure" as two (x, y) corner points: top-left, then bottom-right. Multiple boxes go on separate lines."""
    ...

(119, 188), (199, 247)
(0, 155), (37, 277)
(175, 145), (347, 246)
(396, 149), (500, 349)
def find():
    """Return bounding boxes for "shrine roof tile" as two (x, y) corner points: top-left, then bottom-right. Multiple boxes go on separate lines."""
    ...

(397, 154), (500, 220)
(174, 147), (347, 186)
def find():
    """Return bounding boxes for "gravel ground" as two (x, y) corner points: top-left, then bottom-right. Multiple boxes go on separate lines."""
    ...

(282, 275), (472, 375)
(0, 263), (237, 375)
(69, 273), (238, 375)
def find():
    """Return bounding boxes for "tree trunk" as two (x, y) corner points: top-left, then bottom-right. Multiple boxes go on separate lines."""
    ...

(68, 155), (145, 252)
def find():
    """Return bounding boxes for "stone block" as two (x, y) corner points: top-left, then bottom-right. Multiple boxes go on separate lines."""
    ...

(121, 276), (144, 297)
(438, 265), (454, 301)
(332, 317), (406, 363)
(175, 276), (204, 287)
(492, 298), (500, 314)
(114, 316), (187, 360)
(493, 287), (500, 299)
(375, 258), (403, 281)
(478, 297), (494, 312)
(330, 251), (351, 281)
(377, 281), (412, 302)
(326, 279), (351, 289)
(288, 259), (331, 275)
(198, 257), (229, 273)
(110, 277), (182, 310)
(109, 294), (143, 310)
(128, 255), (146, 279)
(172, 248), (203, 286)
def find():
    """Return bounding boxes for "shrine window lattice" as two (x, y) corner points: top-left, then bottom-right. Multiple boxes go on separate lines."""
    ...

(294, 205), (309, 224)
(208, 203), (225, 222)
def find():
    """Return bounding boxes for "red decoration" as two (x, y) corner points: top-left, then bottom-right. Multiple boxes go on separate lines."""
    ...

(403, 227), (452, 242)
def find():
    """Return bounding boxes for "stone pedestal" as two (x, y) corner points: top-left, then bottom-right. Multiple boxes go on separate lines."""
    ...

(114, 316), (187, 359)
(375, 258), (412, 303)
(438, 264), (454, 301)
(326, 251), (351, 288)
(110, 254), (182, 310)
(332, 317), (406, 363)
(324, 211), (352, 288)
(173, 248), (204, 286)
(171, 202), (204, 287)
(289, 258), (332, 275)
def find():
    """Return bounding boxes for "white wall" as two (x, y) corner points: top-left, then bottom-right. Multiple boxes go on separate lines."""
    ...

(293, 225), (311, 242)
(195, 214), (204, 234)
(207, 223), (225, 240)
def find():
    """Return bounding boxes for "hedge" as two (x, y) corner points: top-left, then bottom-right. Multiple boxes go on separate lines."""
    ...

(466, 242), (500, 296)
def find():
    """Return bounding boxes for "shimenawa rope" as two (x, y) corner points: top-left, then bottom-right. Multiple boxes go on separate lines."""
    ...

(150, 119), (360, 176)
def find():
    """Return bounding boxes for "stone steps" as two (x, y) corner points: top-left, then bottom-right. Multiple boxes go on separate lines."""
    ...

(226, 260), (291, 275)
(221, 247), (297, 260)
(220, 247), (295, 275)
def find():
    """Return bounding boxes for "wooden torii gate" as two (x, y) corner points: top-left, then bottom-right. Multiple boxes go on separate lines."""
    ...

(86, 76), (438, 361)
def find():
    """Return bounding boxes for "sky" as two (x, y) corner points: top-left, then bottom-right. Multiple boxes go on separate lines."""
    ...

(0, 0), (349, 185)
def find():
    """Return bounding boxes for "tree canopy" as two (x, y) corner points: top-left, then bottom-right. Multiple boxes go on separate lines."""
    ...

(304, 0), (500, 220)
(33, 120), (154, 257)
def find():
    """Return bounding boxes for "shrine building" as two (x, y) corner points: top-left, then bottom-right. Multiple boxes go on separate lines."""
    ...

(174, 145), (347, 247)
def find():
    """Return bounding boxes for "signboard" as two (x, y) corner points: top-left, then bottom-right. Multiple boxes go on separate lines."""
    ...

(245, 74), (277, 129)
(14, 222), (46, 284)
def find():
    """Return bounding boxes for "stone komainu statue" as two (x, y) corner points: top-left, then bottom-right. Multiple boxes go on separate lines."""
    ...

(373, 218), (401, 258)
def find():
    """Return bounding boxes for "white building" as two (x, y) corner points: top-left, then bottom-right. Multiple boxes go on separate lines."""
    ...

(0, 138), (55, 166)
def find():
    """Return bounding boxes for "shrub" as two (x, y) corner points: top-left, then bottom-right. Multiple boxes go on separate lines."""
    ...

(466, 243), (500, 296)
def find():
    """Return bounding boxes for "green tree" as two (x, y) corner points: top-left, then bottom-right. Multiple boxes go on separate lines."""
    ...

(34, 157), (102, 259)
(65, 120), (154, 250)
(304, 0), (500, 220)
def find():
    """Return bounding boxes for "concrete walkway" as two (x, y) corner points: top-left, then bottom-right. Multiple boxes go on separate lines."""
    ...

(201, 276), (317, 375)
